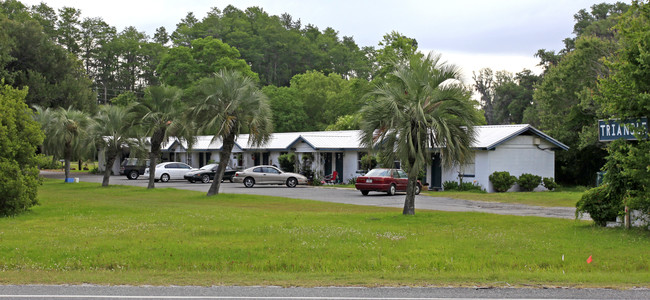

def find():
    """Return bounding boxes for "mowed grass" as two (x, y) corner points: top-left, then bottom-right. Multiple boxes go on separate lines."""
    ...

(325, 184), (583, 207)
(0, 180), (648, 287)
(424, 190), (583, 207)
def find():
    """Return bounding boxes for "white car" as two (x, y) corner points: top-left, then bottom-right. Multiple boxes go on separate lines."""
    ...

(142, 162), (195, 182)
(233, 165), (308, 188)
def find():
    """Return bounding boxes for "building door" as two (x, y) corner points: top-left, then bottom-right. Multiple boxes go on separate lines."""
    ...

(198, 153), (204, 167)
(262, 152), (270, 165)
(252, 153), (261, 166)
(324, 153), (333, 176)
(431, 153), (442, 190)
(335, 152), (344, 183)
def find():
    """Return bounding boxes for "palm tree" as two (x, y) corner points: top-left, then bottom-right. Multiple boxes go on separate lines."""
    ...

(33, 105), (59, 167)
(35, 106), (94, 180)
(90, 104), (138, 186)
(133, 86), (191, 189)
(360, 53), (478, 215)
(191, 69), (273, 196)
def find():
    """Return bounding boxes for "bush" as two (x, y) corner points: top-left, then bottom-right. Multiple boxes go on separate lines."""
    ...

(489, 171), (516, 192)
(278, 153), (296, 172)
(576, 185), (623, 226)
(312, 175), (323, 186)
(34, 154), (61, 169)
(443, 181), (459, 190)
(347, 177), (358, 185)
(443, 180), (485, 192)
(459, 181), (485, 192)
(360, 154), (377, 171)
(543, 177), (557, 191)
(0, 85), (44, 216)
(517, 173), (541, 191)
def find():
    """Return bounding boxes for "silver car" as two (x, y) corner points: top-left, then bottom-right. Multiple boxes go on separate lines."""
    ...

(233, 165), (308, 188)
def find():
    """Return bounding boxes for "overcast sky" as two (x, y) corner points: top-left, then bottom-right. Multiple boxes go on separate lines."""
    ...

(21, 0), (619, 83)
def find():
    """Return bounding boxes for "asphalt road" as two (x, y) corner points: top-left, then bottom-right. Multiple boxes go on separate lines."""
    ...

(42, 171), (583, 219)
(41, 171), (584, 220)
(1, 285), (649, 299)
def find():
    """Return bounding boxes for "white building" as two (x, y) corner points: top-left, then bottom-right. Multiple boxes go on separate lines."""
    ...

(101, 124), (568, 192)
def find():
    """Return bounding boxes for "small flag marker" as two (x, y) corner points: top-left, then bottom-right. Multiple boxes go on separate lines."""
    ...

(586, 255), (593, 264)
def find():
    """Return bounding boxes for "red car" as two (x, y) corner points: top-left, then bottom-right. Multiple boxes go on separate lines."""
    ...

(355, 168), (422, 196)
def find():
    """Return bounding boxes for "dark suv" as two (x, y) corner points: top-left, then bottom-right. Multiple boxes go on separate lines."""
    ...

(119, 158), (150, 180)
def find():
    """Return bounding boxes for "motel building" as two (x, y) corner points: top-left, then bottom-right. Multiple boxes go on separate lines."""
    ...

(101, 124), (568, 193)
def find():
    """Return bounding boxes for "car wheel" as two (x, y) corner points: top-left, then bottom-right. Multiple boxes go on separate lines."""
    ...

(160, 173), (170, 182)
(244, 177), (255, 188)
(127, 170), (139, 180)
(229, 177), (234, 183)
(201, 174), (210, 183)
(188, 179), (195, 183)
(361, 190), (369, 196)
(415, 184), (421, 195)
(286, 177), (298, 188)
(387, 184), (396, 196)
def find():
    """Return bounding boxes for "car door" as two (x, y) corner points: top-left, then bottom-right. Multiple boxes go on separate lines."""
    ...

(163, 163), (180, 179)
(175, 163), (192, 179)
(264, 166), (284, 184)
(395, 170), (408, 191)
(252, 167), (267, 183)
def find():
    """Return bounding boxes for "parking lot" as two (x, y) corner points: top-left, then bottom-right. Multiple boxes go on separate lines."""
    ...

(41, 171), (582, 219)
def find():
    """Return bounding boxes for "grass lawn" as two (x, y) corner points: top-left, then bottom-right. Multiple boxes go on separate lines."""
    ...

(423, 190), (583, 207)
(324, 184), (583, 207)
(0, 180), (648, 287)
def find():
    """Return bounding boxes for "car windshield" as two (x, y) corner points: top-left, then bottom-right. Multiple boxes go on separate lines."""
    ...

(365, 169), (391, 177)
(200, 164), (218, 170)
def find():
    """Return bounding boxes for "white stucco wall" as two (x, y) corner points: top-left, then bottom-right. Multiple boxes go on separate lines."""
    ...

(433, 135), (557, 193)
(342, 150), (359, 183)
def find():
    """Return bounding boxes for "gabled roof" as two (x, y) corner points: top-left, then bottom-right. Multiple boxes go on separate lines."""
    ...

(235, 130), (364, 151)
(191, 136), (224, 151)
(294, 130), (363, 150)
(159, 125), (568, 152)
(473, 124), (569, 150)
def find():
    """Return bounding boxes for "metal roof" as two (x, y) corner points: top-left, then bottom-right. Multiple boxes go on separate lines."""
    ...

(473, 124), (569, 150)
(162, 125), (568, 152)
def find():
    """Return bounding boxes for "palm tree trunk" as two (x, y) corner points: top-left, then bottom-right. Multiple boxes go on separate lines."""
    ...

(207, 132), (236, 196)
(102, 153), (117, 187)
(403, 156), (418, 215)
(147, 129), (165, 189)
(147, 150), (158, 189)
(64, 141), (72, 180)
(64, 159), (71, 180)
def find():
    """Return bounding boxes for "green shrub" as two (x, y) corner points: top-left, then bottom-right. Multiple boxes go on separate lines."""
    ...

(34, 154), (61, 169)
(360, 154), (377, 171)
(543, 177), (557, 191)
(443, 180), (485, 192)
(459, 181), (485, 192)
(312, 175), (323, 186)
(489, 171), (516, 192)
(0, 85), (44, 216)
(278, 153), (296, 172)
(576, 185), (623, 226)
(443, 181), (459, 190)
(347, 177), (358, 185)
(517, 173), (541, 191)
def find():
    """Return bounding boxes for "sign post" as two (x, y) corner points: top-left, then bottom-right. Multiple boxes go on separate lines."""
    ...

(598, 117), (647, 229)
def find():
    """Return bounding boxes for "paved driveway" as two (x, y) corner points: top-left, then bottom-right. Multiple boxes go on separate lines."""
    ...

(41, 171), (584, 220)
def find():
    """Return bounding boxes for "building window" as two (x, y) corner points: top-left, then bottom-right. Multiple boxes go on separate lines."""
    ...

(460, 158), (475, 177)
